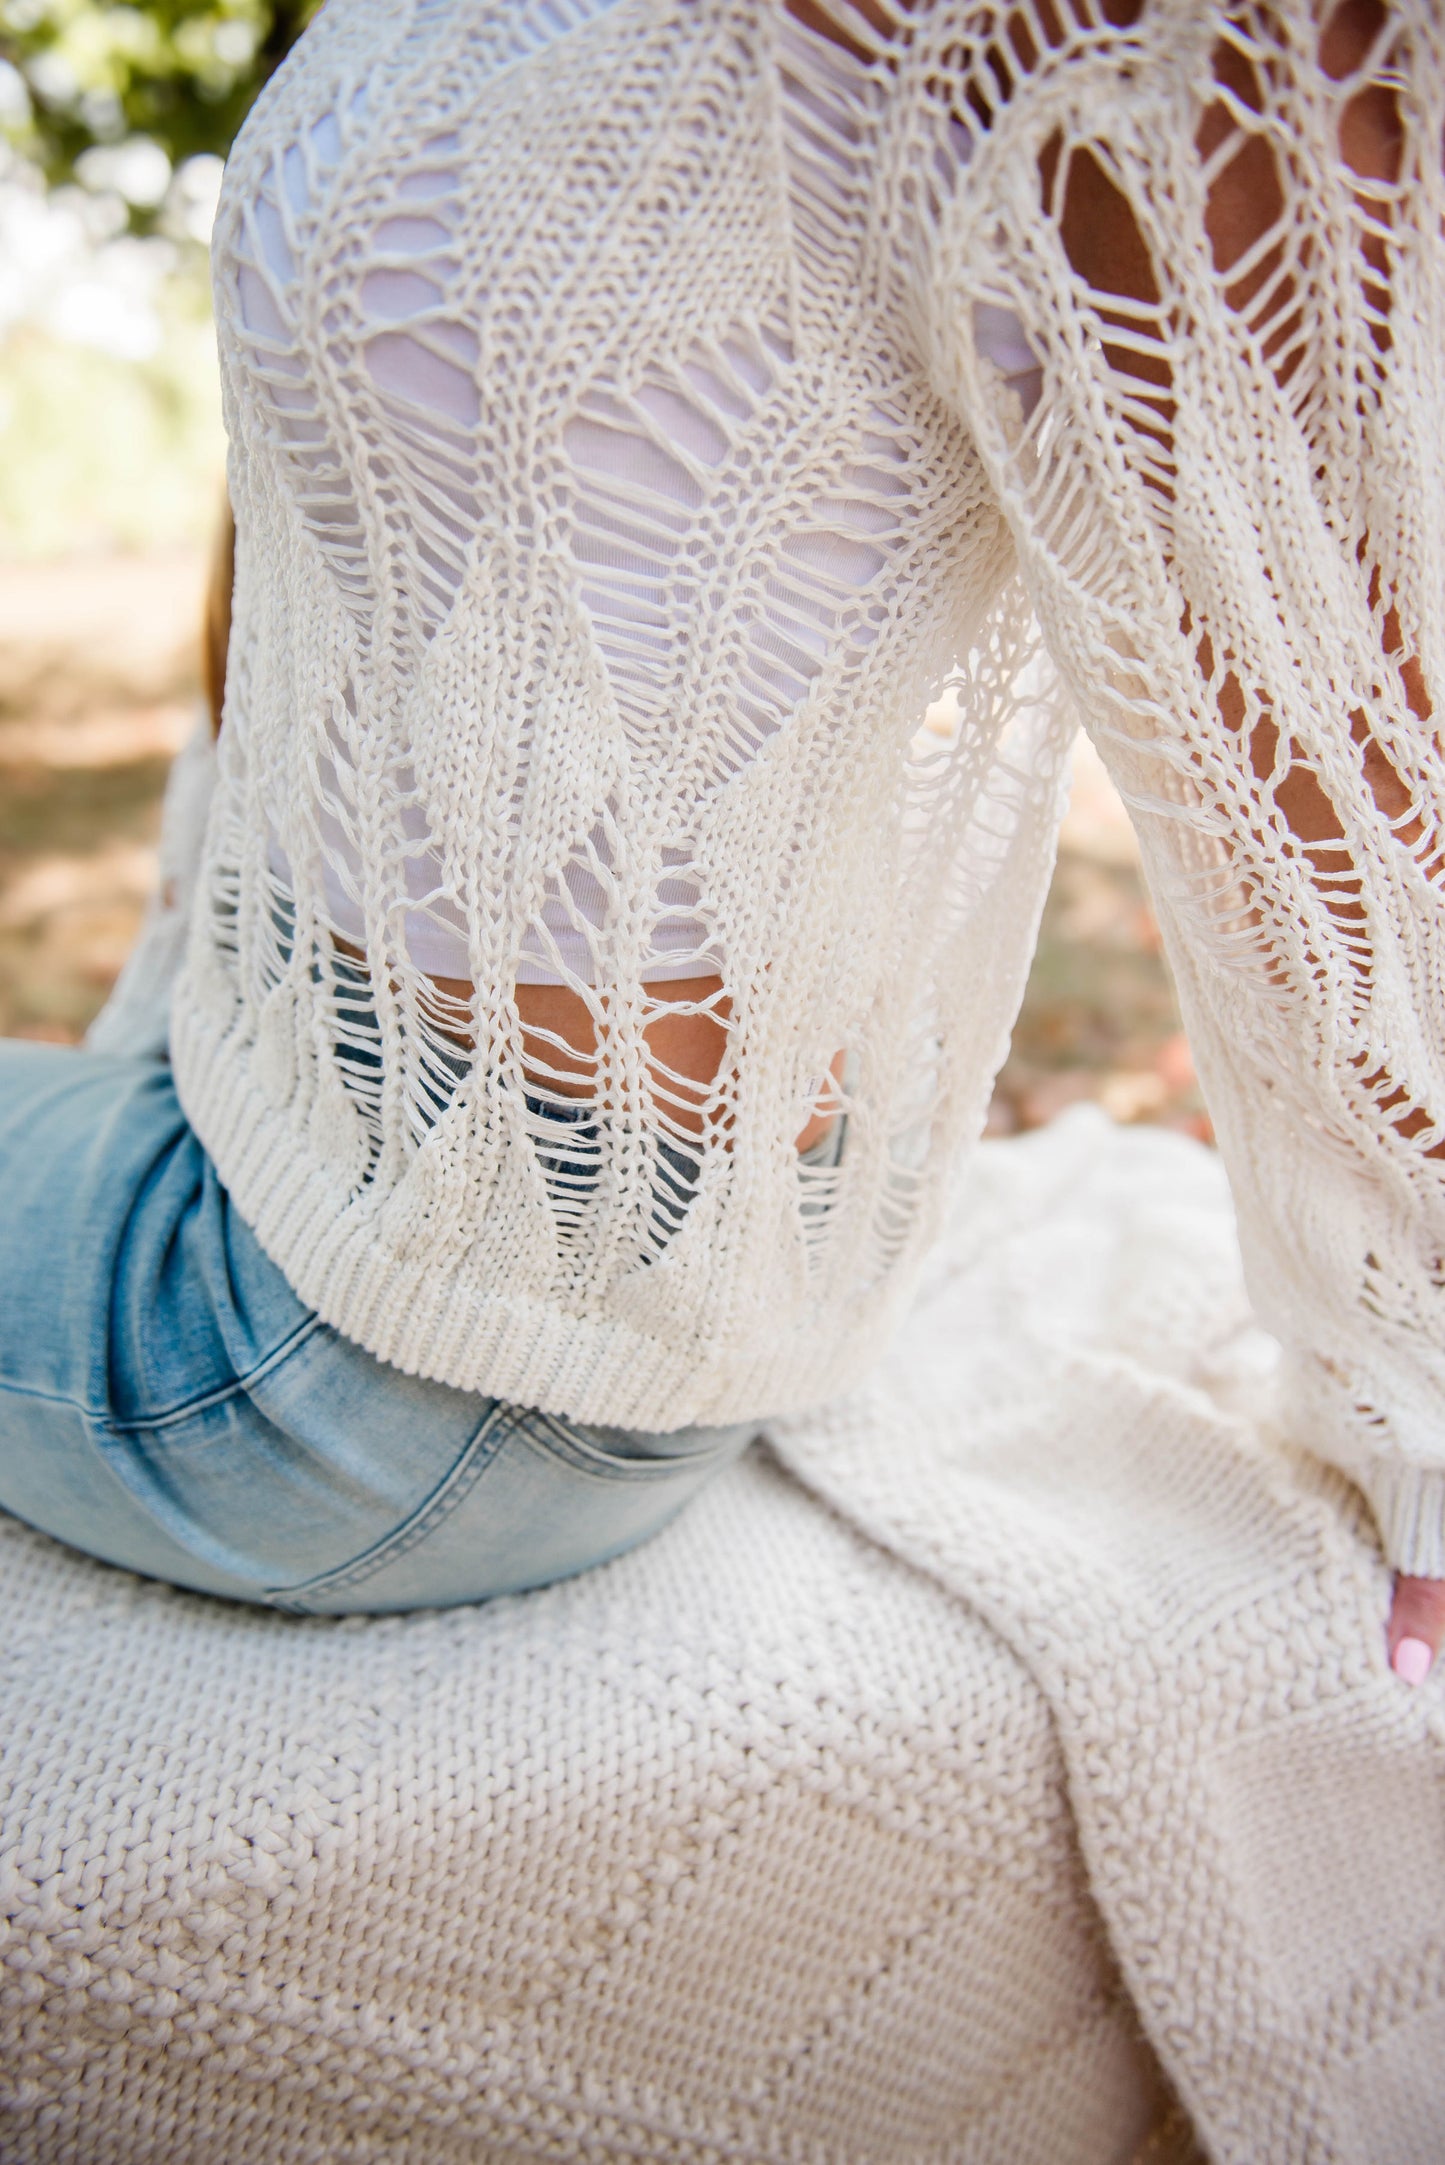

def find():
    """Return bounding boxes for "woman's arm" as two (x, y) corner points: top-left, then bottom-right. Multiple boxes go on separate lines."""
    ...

(202, 496), (235, 743)
(926, 0), (1445, 1673)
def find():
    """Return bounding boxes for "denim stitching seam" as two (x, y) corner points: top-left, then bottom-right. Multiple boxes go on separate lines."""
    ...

(103, 1312), (328, 1436)
(519, 1407), (698, 1484)
(0, 1375), (101, 1421)
(269, 1402), (515, 1606)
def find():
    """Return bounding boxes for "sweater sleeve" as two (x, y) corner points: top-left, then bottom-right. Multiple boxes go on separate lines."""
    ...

(914, 2), (1445, 1573)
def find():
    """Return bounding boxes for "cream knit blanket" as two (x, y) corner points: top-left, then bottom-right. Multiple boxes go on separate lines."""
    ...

(3, 1105), (1441, 2162)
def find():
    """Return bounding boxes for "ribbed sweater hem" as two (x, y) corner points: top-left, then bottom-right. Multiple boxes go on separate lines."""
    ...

(170, 995), (886, 1430)
(1360, 1460), (1445, 1581)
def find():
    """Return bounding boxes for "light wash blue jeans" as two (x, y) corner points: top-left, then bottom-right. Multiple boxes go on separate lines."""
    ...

(0, 1041), (764, 1613)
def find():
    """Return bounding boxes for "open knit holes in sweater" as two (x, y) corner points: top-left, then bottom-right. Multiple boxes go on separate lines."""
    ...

(562, 314), (905, 785)
(761, 5), (1442, 1467)
(919, 4), (1444, 1167)
(224, 13), (949, 1264)
(788, 0), (1445, 1419)
(218, 5), (1067, 1274)
(231, 89), (373, 610)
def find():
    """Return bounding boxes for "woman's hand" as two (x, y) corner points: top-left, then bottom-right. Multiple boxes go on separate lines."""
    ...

(1388, 1577), (1445, 1686)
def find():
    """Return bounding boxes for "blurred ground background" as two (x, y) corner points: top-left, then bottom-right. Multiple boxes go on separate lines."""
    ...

(0, 46), (1208, 1140)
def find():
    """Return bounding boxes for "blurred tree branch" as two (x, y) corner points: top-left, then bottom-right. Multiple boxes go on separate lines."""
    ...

(1, 0), (319, 223)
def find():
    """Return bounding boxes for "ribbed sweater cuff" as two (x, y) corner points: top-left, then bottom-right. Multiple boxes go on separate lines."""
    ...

(1360, 1462), (1445, 1580)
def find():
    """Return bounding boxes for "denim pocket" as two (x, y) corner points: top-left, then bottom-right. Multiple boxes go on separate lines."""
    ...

(273, 1403), (754, 1615)
(267, 1399), (519, 1610)
(509, 1411), (736, 1480)
(510, 1406), (747, 1480)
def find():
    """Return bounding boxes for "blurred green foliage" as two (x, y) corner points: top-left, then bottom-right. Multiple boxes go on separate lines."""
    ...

(0, 287), (225, 556)
(1, 0), (319, 212)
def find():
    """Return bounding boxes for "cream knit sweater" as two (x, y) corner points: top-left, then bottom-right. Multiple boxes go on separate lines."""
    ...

(178, 0), (1445, 1573)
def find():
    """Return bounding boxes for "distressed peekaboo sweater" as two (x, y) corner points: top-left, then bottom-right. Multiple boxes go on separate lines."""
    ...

(181, 0), (1445, 1573)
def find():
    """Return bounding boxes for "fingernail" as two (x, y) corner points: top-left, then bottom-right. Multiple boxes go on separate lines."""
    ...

(1392, 1635), (1433, 1687)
